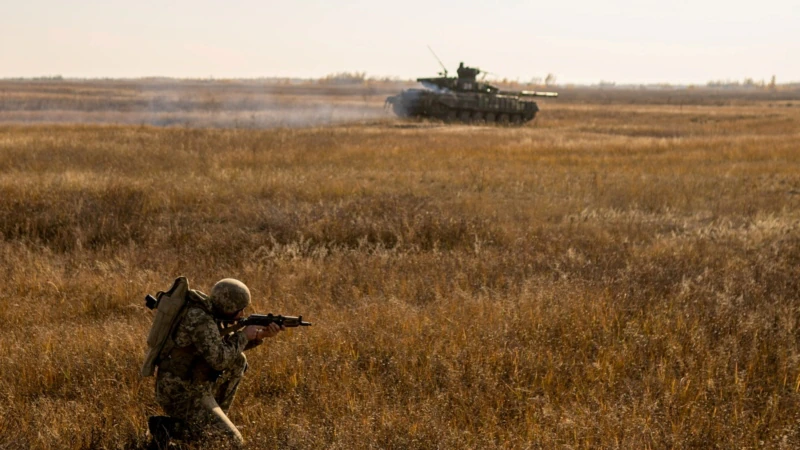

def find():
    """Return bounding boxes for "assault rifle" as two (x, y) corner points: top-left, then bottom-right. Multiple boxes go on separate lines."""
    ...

(220, 313), (312, 335)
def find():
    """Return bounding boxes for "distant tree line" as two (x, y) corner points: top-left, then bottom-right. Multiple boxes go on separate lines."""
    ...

(707, 76), (778, 90)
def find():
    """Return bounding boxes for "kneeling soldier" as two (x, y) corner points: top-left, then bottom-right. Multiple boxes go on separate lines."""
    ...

(150, 278), (282, 446)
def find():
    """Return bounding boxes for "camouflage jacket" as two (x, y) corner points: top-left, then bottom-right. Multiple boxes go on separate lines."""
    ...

(157, 294), (249, 383)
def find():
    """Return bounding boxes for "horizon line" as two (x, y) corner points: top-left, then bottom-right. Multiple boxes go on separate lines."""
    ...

(2, 75), (800, 89)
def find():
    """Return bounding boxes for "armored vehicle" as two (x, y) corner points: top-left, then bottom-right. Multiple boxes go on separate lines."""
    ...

(385, 62), (557, 125)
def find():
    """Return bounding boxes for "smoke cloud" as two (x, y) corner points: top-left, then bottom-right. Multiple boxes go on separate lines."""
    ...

(0, 79), (400, 128)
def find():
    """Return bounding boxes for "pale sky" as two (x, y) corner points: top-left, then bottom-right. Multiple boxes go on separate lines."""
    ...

(1, 0), (797, 84)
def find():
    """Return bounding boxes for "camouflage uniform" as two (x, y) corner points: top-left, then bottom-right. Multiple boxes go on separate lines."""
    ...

(154, 279), (258, 444)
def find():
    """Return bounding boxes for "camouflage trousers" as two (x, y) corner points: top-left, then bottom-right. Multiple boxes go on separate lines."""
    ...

(155, 352), (248, 444)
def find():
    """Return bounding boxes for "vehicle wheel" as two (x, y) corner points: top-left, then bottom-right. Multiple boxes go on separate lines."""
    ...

(458, 110), (472, 123)
(485, 113), (496, 124)
(498, 114), (510, 125)
(445, 110), (458, 123)
(472, 111), (484, 123)
(511, 114), (522, 125)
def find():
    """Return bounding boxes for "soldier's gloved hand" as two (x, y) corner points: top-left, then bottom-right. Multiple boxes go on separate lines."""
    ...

(261, 322), (284, 339)
(244, 323), (284, 341)
(243, 325), (263, 341)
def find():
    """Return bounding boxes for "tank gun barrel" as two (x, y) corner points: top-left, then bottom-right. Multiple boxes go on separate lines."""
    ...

(499, 90), (559, 98)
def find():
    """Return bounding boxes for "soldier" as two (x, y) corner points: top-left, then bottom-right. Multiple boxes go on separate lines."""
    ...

(149, 278), (283, 446)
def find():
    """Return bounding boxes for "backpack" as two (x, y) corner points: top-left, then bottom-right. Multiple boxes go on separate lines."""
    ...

(141, 277), (191, 377)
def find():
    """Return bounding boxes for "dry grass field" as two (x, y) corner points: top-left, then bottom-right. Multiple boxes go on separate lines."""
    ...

(1, 80), (800, 449)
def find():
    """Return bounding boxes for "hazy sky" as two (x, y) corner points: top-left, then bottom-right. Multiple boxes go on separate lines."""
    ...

(1, 0), (797, 84)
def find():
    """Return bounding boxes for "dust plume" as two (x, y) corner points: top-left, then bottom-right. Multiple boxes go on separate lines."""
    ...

(0, 78), (398, 128)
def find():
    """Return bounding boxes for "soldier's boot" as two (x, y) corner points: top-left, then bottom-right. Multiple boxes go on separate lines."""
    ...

(147, 415), (184, 449)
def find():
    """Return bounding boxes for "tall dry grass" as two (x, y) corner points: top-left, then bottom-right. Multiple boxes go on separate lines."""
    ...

(1, 85), (800, 449)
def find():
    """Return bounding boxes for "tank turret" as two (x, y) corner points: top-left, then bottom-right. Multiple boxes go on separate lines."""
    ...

(386, 62), (557, 124)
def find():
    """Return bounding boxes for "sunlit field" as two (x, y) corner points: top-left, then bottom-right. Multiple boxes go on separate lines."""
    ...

(1, 80), (800, 449)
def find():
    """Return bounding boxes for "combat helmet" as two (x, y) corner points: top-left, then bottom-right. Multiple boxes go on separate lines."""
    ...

(209, 278), (251, 319)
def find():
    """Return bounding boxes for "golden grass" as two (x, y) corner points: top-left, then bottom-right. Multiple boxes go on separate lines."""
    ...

(1, 83), (800, 449)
